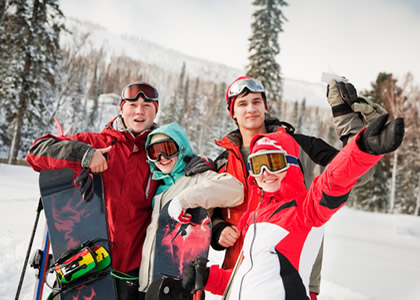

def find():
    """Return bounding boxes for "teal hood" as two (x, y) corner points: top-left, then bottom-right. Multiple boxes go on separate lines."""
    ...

(146, 123), (194, 195)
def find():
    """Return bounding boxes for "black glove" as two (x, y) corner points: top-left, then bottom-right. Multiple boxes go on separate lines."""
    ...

(74, 168), (95, 202)
(357, 114), (404, 155)
(146, 276), (193, 300)
(183, 155), (216, 177)
(182, 257), (209, 293)
(336, 81), (388, 124)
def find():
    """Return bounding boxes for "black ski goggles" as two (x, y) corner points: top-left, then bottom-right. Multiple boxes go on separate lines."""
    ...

(248, 150), (295, 177)
(228, 78), (265, 99)
(146, 139), (179, 162)
(121, 82), (159, 102)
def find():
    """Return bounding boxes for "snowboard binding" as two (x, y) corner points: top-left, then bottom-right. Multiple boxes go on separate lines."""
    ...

(45, 238), (114, 299)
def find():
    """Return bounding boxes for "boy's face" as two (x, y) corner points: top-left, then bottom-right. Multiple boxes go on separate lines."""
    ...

(255, 169), (287, 193)
(121, 96), (157, 134)
(232, 92), (267, 131)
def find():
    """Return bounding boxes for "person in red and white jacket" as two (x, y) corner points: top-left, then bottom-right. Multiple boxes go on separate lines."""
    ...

(182, 113), (404, 300)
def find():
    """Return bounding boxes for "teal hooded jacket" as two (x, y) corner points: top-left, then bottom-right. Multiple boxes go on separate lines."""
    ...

(140, 123), (244, 291)
(145, 122), (195, 196)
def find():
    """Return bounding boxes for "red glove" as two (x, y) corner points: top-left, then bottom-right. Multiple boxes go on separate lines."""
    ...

(310, 292), (318, 300)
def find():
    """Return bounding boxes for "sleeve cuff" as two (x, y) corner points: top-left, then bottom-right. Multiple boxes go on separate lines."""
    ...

(81, 147), (95, 168)
(211, 222), (231, 251)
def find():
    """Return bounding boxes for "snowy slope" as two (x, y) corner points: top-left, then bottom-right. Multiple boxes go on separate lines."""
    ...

(63, 18), (330, 109)
(2, 163), (420, 300)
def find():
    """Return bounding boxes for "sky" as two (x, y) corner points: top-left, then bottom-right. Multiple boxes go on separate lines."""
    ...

(59, 0), (420, 91)
(2, 163), (420, 299)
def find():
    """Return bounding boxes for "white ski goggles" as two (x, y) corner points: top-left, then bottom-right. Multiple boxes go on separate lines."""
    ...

(227, 78), (265, 99)
(248, 150), (298, 177)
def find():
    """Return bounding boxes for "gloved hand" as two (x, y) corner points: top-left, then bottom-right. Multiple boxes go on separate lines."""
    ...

(182, 257), (209, 293)
(357, 114), (404, 155)
(74, 168), (94, 202)
(327, 80), (364, 143)
(336, 81), (388, 124)
(184, 155), (216, 176)
(168, 198), (192, 223)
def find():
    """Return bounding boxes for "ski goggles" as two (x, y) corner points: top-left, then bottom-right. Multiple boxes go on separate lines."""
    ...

(146, 139), (179, 162)
(228, 78), (265, 99)
(121, 82), (159, 102)
(248, 150), (295, 177)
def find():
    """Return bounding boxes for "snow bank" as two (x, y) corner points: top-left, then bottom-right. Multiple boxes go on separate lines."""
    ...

(1, 163), (419, 300)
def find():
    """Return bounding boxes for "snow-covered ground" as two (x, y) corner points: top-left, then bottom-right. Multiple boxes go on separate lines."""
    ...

(1, 163), (420, 300)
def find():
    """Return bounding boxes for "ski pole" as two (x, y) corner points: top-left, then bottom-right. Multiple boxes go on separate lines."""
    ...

(15, 198), (43, 300)
(192, 257), (208, 300)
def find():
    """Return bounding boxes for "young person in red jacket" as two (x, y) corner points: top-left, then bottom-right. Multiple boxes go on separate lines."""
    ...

(26, 82), (161, 300)
(183, 113), (404, 299)
(211, 76), (382, 299)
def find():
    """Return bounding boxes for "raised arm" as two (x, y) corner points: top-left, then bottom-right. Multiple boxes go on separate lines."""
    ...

(305, 114), (404, 226)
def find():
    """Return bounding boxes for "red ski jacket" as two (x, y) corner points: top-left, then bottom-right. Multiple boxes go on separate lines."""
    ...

(213, 120), (339, 269)
(206, 130), (382, 299)
(26, 117), (160, 273)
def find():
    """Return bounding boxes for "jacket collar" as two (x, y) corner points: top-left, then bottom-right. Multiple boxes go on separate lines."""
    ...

(215, 118), (295, 150)
(102, 115), (158, 145)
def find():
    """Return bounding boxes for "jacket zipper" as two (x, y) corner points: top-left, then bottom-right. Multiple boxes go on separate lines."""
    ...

(226, 148), (248, 220)
(237, 190), (264, 299)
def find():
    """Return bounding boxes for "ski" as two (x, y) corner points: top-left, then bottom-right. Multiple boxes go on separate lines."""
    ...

(31, 224), (51, 300)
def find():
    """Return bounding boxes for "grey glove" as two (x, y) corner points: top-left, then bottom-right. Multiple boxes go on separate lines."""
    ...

(327, 80), (365, 143)
(336, 81), (388, 125)
(357, 114), (404, 155)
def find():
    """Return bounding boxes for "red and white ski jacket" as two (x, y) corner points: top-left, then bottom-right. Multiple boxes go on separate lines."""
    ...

(205, 130), (382, 299)
(26, 116), (160, 273)
(213, 119), (339, 270)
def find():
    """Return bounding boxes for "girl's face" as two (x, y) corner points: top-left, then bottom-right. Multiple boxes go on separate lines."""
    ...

(255, 169), (287, 193)
(155, 155), (178, 174)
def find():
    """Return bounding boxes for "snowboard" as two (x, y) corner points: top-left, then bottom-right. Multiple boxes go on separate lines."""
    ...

(39, 168), (118, 300)
(152, 201), (211, 281)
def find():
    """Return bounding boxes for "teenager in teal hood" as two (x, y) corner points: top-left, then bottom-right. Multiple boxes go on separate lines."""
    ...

(146, 122), (195, 196)
(139, 122), (244, 293)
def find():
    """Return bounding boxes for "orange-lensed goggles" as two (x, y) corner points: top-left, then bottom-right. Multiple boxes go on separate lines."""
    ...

(146, 139), (179, 162)
(121, 82), (159, 102)
(248, 150), (291, 177)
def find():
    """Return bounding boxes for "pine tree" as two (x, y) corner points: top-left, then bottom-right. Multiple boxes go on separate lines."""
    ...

(390, 73), (420, 215)
(246, 0), (288, 117)
(0, 0), (6, 24)
(87, 49), (105, 131)
(160, 62), (187, 125)
(187, 77), (201, 152)
(298, 98), (305, 133)
(179, 76), (190, 129)
(352, 74), (392, 212)
(52, 31), (91, 134)
(354, 73), (419, 214)
(292, 101), (299, 130)
(0, 0), (64, 164)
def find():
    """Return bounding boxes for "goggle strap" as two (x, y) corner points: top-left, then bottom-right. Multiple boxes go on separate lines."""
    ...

(286, 155), (299, 166)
